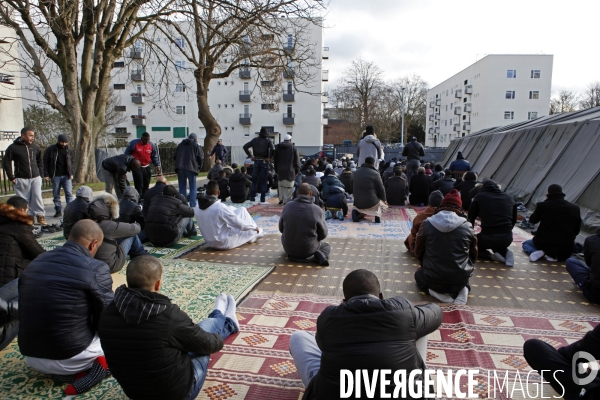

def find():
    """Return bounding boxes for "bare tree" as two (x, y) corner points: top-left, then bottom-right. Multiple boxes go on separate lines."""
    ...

(146, 0), (327, 170)
(549, 89), (579, 114)
(387, 74), (428, 143)
(23, 104), (71, 150)
(0, 0), (175, 182)
(579, 81), (600, 110)
(95, 88), (130, 148)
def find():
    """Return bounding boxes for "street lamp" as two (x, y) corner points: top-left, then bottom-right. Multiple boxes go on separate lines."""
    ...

(400, 86), (406, 148)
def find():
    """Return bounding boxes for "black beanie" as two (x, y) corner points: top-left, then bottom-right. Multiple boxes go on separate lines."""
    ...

(58, 134), (69, 143)
(457, 151), (464, 160)
(365, 126), (374, 135)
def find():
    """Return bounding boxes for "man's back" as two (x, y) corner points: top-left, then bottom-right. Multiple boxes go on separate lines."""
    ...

(353, 164), (386, 209)
(102, 154), (131, 174)
(530, 196), (581, 260)
(146, 195), (194, 246)
(385, 176), (407, 205)
(402, 141), (424, 160)
(279, 195), (327, 258)
(175, 137), (203, 173)
(468, 181), (515, 231)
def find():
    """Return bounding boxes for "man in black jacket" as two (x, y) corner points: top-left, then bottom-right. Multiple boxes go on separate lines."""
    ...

(98, 256), (239, 400)
(468, 179), (517, 267)
(229, 168), (251, 203)
(408, 167), (431, 206)
(174, 133), (204, 208)
(565, 228), (600, 304)
(142, 175), (167, 218)
(385, 168), (408, 205)
(216, 170), (230, 201)
(352, 157), (387, 223)
(101, 154), (141, 200)
(402, 136), (425, 185)
(0, 278), (19, 351)
(19, 220), (113, 395)
(274, 134), (300, 205)
(243, 127), (275, 202)
(523, 184), (581, 262)
(431, 169), (456, 195)
(2, 127), (46, 225)
(117, 187), (145, 228)
(145, 185), (196, 247)
(63, 186), (94, 240)
(209, 139), (228, 163)
(290, 269), (442, 399)
(43, 134), (74, 217)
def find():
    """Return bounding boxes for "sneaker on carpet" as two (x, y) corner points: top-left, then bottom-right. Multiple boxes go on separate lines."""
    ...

(505, 249), (515, 267)
(37, 215), (47, 225)
(324, 210), (332, 220)
(544, 255), (558, 262)
(336, 210), (344, 221)
(529, 250), (545, 262)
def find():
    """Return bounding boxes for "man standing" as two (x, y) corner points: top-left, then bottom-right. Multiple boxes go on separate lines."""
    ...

(101, 154), (141, 200)
(174, 133), (204, 208)
(209, 138), (228, 164)
(402, 136), (425, 185)
(352, 157), (387, 223)
(273, 134), (300, 205)
(356, 126), (383, 167)
(243, 127), (275, 203)
(2, 127), (46, 225)
(279, 183), (329, 266)
(448, 151), (471, 173)
(124, 132), (161, 198)
(18, 220), (113, 395)
(43, 134), (74, 218)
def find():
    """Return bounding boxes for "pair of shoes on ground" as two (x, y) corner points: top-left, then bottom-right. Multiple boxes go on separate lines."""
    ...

(324, 210), (345, 221)
(41, 224), (62, 234)
(213, 293), (240, 331)
(516, 205), (528, 212)
(288, 252), (329, 266)
(529, 250), (557, 262)
(32, 227), (43, 238)
(351, 209), (379, 223)
(490, 249), (515, 267)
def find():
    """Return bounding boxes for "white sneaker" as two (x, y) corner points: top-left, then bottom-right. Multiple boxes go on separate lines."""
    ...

(225, 294), (240, 331)
(544, 255), (558, 262)
(529, 250), (545, 262)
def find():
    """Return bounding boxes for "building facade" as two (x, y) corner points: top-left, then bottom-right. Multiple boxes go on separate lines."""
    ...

(425, 54), (553, 148)
(0, 25), (24, 151)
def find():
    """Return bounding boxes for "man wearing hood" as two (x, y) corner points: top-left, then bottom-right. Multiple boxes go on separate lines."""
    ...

(43, 134), (74, 218)
(98, 256), (239, 400)
(523, 184), (581, 262)
(448, 152), (471, 173)
(243, 127), (275, 202)
(280, 183), (330, 265)
(356, 126), (383, 167)
(101, 154), (141, 200)
(404, 191), (443, 255)
(117, 187), (145, 229)
(339, 167), (353, 194)
(565, 228), (600, 304)
(415, 190), (477, 304)
(468, 179), (517, 267)
(402, 136), (425, 185)
(207, 159), (223, 181)
(124, 132), (161, 198)
(273, 134), (300, 205)
(2, 127), (46, 225)
(63, 186), (94, 240)
(228, 167), (252, 203)
(145, 185), (196, 248)
(194, 181), (264, 250)
(174, 133), (204, 208)
(321, 169), (345, 202)
(88, 193), (147, 273)
(142, 175), (167, 218)
(324, 185), (348, 221)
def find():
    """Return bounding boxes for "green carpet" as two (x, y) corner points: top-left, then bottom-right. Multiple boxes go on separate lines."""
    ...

(0, 261), (273, 399)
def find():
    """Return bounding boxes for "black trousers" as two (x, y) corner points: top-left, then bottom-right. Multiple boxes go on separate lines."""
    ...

(523, 339), (599, 400)
(132, 166), (152, 198)
(477, 231), (513, 258)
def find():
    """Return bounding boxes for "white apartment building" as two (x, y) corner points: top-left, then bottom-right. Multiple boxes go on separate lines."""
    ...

(425, 54), (553, 148)
(21, 20), (329, 156)
(0, 25), (24, 151)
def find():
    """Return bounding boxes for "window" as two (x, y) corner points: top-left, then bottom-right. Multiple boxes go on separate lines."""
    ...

(115, 127), (127, 135)
(261, 104), (275, 110)
(224, 81), (228, 85)
(217, 82), (221, 86)
(151, 127), (171, 131)
(446, 105), (448, 111)
(114, 106), (126, 112)
(446, 90), (448, 96)
(529, 91), (540, 100)
(506, 91), (515, 99)
(450, 103), (453, 109)
(262, 34), (274, 41)
(113, 84), (125, 90)
(173, 127), (188, 138)
(531, 70), (541, 79)
(507, 70), (517, 78)
(463, 98), (467, 103)
(217, 104), (221, 108)
(464, 79), (468, 85)
(176, 105), (186, 114)
(113, 61), (125, 68)
(224, 104), (228, 108)
(175, 60), (185, 70)
(243, 105), (250, 115)
(175, 83), (185, 92)
(528, 111), (538, 119)
(231, 127), (234, 131)
(261, 80), (274, 87)
(174, 38), (185, 48)
(231, 104), (234, 108)
(504, 111), (514, 120)
(286, 104), (293, 115)
(224, 127), (228, 130)
(462, 115), (466, 120)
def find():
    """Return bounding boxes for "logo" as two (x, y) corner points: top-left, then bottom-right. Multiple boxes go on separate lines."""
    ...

(572, 351), (598, 386)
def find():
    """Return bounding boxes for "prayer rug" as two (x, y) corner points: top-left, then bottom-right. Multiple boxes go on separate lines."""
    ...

(198, 291), (599, 400)
(223, 191), (278, 209)
(0, 261), (273, 399)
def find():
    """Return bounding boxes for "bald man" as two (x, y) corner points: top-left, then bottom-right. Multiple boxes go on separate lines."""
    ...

(290, 269), (442, 398)
(18, 220), (114, 395)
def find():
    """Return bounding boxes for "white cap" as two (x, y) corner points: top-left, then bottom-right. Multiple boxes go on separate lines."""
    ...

(284, 134), (292, 141)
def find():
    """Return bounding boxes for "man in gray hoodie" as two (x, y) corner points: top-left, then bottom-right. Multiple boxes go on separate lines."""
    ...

(356, 126), (383, 167)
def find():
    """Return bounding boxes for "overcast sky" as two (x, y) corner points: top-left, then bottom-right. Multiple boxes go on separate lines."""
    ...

(323, 0), (600, 96)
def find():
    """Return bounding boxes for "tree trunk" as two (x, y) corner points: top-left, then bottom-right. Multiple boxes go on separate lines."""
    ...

(195, 78), (222, 172)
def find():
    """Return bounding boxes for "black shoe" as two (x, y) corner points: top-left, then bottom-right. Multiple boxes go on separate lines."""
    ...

(314, 251), (329, 266)
(352, 209), (360, 222)
(278, 200), (284, 205)
(374, 216), (381, 223)
(54, 211), (62, 218)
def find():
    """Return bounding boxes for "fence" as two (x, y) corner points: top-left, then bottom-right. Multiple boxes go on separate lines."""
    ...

(0, 150), (53, 196)
(333, 145), (447, 164)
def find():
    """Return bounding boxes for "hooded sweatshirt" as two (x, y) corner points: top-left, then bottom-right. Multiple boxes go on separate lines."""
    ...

(174, 137), (204, 174)
(63, 186), (94, 239)
(356, 135), (383, 166)
(98, 285), (223, 400)
(118, 187), (145, 228)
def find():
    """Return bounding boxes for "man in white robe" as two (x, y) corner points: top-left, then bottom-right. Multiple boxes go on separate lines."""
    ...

(195, 181), (264, 249)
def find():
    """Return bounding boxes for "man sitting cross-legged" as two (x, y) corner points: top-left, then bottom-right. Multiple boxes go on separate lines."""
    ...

(565, 227), (600, 304)
(414, 190), (477, 304)
(352, 156), (387, 223)
(280, 183), (330, 266)
(98, 256), (239, 400)
(145, 185), (197, 248)
(289, 269), (442, 398)
(404, 190), (443, 256)
(195, 180), (264, 250)
(18, 220), (113, 395)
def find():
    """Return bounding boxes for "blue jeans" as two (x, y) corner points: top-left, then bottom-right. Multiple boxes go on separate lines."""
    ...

(0, 279), (19, 351)
(52, 175), (73, 212)
(250, 159), (268, 201)
(186, 310), (238, 400)
(163, 217), (196, 248)
(522, 239), (539, 255)
(565, 257), (600, 304)
(118, 236), (146, 257)
(178, 170), (198, 208)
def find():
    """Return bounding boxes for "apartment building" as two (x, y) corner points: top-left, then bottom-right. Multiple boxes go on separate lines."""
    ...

(425, 54), (553, 148)
(0, 25), (24, 151)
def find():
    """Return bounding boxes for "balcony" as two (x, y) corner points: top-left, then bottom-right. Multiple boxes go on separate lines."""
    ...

(322, 117), (328, 125)
(131, 93), (145, 104)
(131, 115), (146, 125)
(283, 44), (294, 54)
(435, 98), (441, 106)
(322, 47), (329, 59)
(239, 113), (252, 125)
(0, 73), (14, 85)
(239, 68), (251, 79)
(464, 103), (472, 112)
(129, 50), (142, 59)
(322, 91), (328, 103)
(454, 107), (462, 115)
(465, 85), (473, 94)
(453, 124), (460, 132)
(429, 101), (435, 108)
(434, 127), (440, 134)
(283, 113), (295, 125)
(283, 90), (295, 102)
(131, 71), (144, 81)
(428, 114), (434, 121)
(114, 128), (131, 136)
(455, 89), (462, 98)
(463, 123), (471, 131)
(322, 70), (329, 81)
(283, 69), (295, 79)
(434, 113), (440, 120)
(428, 128), (434, 134)
(239, 90), (251, 102)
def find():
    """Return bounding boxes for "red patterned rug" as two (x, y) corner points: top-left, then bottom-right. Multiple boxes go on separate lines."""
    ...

(197, 292), (599, 400)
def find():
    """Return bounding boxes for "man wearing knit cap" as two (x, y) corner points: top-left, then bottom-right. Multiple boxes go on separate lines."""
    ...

(448, 151), (471, 173)
(522, 184), (581, 262)
(43, 134), (74, 218)
(404, 190), (443, 255)
(243, 128), (275, 203)
(273, 134), (299, 205)
(415, 190), (477, 304)
(402, 136), (425, 185)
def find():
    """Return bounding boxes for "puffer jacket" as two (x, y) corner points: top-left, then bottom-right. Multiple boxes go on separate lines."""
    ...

(18, 241), (113, 359)
(339, 170), (353, 194)
(63, 186), (94, 239)
(98, 285), (223, 400)
(356, 135), (382, 166)
(229, 170), (251, 203)
(89, 193), (141, 273)
(279, 195), (327, 259)
(431, 176), (456, 195)
(117, 187), (145, 229)
(145, 195), (195, 247)
(324, 186), (347, 211)
(584, 229), (600, 291)
(243, 131), (275, 159)
(0, 204), (45, 286)
(217, 177), (230, 201)
(468, 180), (516, 233)
(2, 138), (43, 180)
(209, 143), (228, 161)
(415, 210), (477, 295)
(303, 295), (442, 400)
(449, 159), (471, 172)
(321, 175), (345, 201)
(174, 138), (204, 174)
(352, 163), (386, 209)
(102, 154), (135, 176)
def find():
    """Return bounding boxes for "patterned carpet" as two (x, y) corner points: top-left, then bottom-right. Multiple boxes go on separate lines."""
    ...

(197, 291), (599, 400)
(0, 261), (273, 399)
